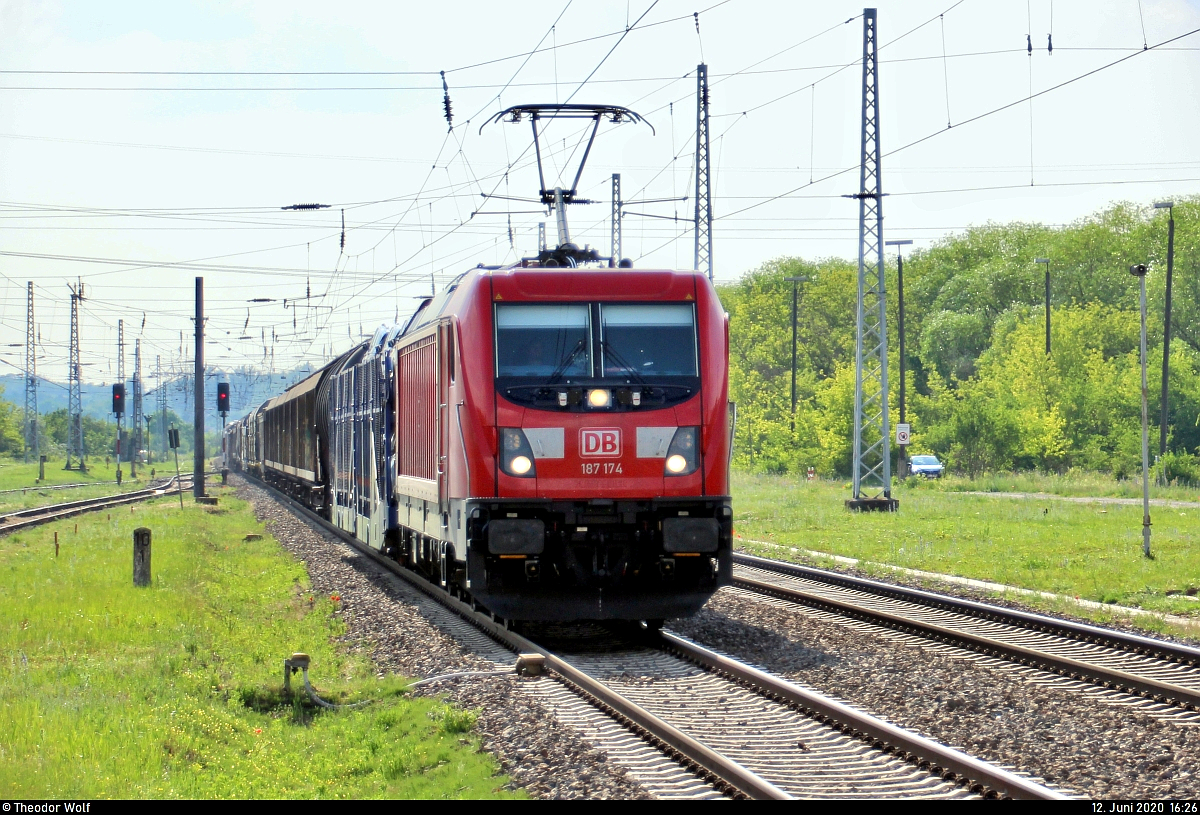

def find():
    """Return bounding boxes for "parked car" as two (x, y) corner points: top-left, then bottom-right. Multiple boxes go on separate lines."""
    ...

(909, 454), (944, 478)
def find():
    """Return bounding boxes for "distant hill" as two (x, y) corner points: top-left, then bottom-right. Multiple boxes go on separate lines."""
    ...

(0, 364), (318, 425)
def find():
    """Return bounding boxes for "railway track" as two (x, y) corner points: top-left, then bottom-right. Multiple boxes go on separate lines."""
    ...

(252, 478), (1065, 800)
(733, 552), (1200, 717)
(0, 475), (194, 534)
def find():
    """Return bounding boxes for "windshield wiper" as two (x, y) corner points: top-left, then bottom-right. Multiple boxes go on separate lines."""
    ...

(601, 340), (649, 386)
(546, 339), (587, 385)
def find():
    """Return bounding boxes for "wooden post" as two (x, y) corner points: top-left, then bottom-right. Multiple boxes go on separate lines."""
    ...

(133, 527), (151, 587)
(39, 455), (45, 481)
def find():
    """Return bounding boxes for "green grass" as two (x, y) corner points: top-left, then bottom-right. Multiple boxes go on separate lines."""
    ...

(0, 458), (175, 513)
(733, 472), (1200, 633)
(0, 487), (520, 799)
(921, 469), (1200, 501)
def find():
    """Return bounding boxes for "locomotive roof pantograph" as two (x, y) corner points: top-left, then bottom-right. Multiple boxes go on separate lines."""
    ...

(481, 104), (653, 269)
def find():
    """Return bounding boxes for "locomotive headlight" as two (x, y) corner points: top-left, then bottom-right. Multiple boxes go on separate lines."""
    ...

(587, 388), (612, 408)
(664, 427), (699, 476)
(499, 428), (536, 478)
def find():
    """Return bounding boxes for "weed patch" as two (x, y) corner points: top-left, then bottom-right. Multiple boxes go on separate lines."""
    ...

(0, 486), (519, 799)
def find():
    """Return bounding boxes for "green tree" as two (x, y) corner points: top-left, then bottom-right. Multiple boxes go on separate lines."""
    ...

(719, 196), (1200, 478)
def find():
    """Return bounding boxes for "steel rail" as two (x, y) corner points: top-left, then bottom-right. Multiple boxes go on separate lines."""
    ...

(0, 481), (119, 496)
(254, 476), (1068, 800)
(659, 631), (1067, 800)
(734, 558), (1200, 711)
(0, 475), (193, 533)
(735, 552), (1200, 666)
(257, 480), (789, 800)
(1, 475), (185, 519)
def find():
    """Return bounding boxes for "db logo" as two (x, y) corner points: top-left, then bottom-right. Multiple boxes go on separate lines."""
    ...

(580, 428), (621, 457)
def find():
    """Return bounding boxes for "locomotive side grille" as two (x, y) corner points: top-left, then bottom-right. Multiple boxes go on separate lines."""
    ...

(397, 333), (438, 481)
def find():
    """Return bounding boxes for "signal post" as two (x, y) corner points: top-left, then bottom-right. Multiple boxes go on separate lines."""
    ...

(217, 382), (230, 484)
(112, 383), (125, 485)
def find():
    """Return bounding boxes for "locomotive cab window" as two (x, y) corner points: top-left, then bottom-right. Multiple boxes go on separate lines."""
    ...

(495, 304), (592, 378)
(496, 301), (701, 410)
(600, 304), (697, 378)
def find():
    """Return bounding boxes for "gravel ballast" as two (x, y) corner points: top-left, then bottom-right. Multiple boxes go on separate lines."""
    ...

(670, 589), (1200, 799)
(235, 479), (649, 800)
(740, 543), (1200, 647)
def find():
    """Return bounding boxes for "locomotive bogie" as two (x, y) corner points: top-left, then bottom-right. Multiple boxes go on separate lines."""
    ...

(456, 496), (732, 620)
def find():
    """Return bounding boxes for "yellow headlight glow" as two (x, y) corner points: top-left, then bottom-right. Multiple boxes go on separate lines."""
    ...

(666, 454), (688, 473)
(587, 388), (612, 408)
(510, 455), (533, 475)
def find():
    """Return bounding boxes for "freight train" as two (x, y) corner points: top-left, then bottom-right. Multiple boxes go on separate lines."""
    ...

(226, 104), (733, 624)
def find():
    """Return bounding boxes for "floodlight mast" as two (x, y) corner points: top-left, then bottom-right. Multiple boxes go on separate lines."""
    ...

(482, 104), (652, 265)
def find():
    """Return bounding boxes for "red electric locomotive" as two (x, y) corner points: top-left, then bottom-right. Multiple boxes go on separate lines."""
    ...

(392, 260), (733, 622)
(382, 104), (732, 623)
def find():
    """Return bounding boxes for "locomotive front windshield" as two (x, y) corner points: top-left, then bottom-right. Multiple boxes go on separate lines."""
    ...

(495, 304), (591, 378)
(495, 302), (697, 381)
(600, 304), (696, 377)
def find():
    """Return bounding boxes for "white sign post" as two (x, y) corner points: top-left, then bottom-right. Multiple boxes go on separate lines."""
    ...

(896, 423), (911, 446)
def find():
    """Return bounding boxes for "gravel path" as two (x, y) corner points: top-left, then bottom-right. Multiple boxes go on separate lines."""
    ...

(670, 589), (1200, 799)
(235, 480), (650, 800)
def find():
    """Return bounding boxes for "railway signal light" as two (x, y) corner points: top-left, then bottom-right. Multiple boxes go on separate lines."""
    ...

(112, 383), (125, 416)
(217, 382), (230, 415)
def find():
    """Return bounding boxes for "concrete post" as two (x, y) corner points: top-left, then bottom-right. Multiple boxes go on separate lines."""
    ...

(133, 527), (151, 587)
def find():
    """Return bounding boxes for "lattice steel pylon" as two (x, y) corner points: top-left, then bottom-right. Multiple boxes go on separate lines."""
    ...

(694, 63), (713, 279)
(848, 8), (896, 511)
(611, 173), (622, 265)
(157, 355), (168, 460)
(24, 282), (37, 464)
(132, 338), (142, 472)
(65, 282), (86, 471)
(117, 319), (125, 469)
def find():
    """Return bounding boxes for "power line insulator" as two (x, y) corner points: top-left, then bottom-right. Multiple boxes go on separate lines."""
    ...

(441, 70), (453, 130)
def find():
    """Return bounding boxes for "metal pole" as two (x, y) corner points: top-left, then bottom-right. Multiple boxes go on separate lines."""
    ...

(791, 283), (798, 425)
(25, 282), (37, 466)
(117, 319), (124, 483)
(553, 187), (570, 247)
(694, 63), (713, 279)
(848, 8), (893, 510)
(897, 252), (906, 427)
(173, 436), (184, 509)
(66, 284), (86, 472)
(784, 276), (809, 431)
(1158, 204), (1175, 455)
(1045, 263), (1051, 355)
(897, 250), (906, 479)
(194, 277), (205, 498)
(887, 239), (912, 478)
(1034, 257), (1051, 355)
(1132, 263), (1152, 558)
(611, 173), (622, 267)
(131, 338), (140, 477)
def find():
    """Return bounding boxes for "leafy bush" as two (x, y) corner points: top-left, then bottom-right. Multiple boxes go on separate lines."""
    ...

(1153, 451), (1200, 487)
